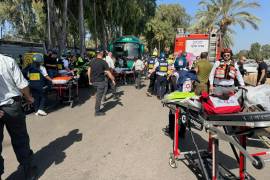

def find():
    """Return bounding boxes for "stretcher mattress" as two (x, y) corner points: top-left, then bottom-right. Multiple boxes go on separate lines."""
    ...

(52, 76), (73, 84)
(163, 97), (270, 128)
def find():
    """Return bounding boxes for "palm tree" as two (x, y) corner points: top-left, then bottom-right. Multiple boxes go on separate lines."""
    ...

(195, 0), (260, 48)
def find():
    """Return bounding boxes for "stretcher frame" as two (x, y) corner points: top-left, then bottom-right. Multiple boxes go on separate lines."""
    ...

(164, 101), (270, 180)
(53, 77), (79, 107)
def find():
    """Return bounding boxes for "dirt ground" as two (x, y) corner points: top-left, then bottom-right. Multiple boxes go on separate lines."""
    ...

(2, 81), (270, 180)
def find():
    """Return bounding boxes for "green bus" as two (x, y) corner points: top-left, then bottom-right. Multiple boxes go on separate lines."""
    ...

(109, 36), (144, 69)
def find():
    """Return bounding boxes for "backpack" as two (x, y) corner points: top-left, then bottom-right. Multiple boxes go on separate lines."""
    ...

(200, 92), (241, 115)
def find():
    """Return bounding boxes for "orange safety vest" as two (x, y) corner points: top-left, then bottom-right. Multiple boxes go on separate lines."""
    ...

(215, 61), (237, 80)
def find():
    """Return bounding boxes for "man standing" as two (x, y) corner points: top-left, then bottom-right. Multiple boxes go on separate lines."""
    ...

(194, 52), (213, 95)
(88, 50), (116, 116)
(146, 53), (158, 96)
(44, 50), (58, 78)
(256, 58), (268, 86)
(0, 54), (37, 179)
(103, 51), (116, 101)
(105, 52), (115, 70)
(132, 56), (145, 89)
(154, 52), (168, 99)
(238, 56), (247, 77)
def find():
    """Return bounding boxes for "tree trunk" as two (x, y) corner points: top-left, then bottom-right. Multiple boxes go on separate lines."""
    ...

(93, 0), (98, 49)
(47, 0), (52, 49)
(98, 3), (107, 49)
(158, 40), (161, 54)
(59, 0), (68, 56)
(79, 0), (85, 57)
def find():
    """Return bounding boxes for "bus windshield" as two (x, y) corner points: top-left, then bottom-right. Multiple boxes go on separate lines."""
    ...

(113, 43), (140, 59)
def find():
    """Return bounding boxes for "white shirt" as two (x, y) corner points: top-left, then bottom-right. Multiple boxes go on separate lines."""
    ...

(0, 54), (29, 106)
(133, 59), (145, 71)
(105, 55), (115, 69)
(63, 59), (69, 69)
(39, 65), (48, 77)
(209, 61), (245, 86)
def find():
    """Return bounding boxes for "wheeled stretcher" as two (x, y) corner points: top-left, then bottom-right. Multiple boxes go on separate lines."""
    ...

(163, 100), (270, 180)
(52, 76), (79, 107)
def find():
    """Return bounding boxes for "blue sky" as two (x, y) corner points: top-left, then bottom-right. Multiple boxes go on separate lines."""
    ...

(157, 0), (270, 52)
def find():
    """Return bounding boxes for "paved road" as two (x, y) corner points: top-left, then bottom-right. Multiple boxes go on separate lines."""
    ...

(2, 82), (270, 179)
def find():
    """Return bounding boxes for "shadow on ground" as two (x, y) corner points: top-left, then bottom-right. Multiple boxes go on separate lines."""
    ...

(45, 87), (93, 113)
(102, 91), (124, 113)
(7, 129), (82, 180)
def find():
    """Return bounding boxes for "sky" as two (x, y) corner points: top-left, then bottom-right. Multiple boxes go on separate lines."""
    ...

(157, 0), (270, 52)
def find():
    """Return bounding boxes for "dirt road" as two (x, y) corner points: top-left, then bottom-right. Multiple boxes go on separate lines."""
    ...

(2, 83), (270, 180)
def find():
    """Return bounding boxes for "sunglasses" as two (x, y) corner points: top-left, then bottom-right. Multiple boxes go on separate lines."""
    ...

(223, 54), (231, 57)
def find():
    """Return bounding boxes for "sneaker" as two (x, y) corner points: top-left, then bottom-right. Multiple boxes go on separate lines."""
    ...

(95, 111), (106, 116)
(36, 110), (47, 116)
(146, 92), (152, 97)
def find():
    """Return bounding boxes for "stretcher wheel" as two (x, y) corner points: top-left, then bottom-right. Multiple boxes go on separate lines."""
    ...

(169, 153), (177, 168)
(252, 156), (264, 169)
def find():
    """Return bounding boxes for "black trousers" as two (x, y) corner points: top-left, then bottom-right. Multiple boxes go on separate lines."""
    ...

(147, 73), (156, 94)
(156, 75), (167, 98)
(135, 71), (142, 88)
(103, 76), (116, 99)
(93, 81), (106, 112)
(0, 98), (33, 175)
(31, 88), (46, 112)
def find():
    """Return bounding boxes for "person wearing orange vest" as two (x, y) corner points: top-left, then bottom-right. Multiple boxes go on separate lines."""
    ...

(209, 48), (245, 98)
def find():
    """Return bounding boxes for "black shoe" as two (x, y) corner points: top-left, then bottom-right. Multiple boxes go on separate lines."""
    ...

(24, 165), (38, 180)
(162, 127), (170, 135)
(113, 95), (119, 100)
(95, 111), (106, 116)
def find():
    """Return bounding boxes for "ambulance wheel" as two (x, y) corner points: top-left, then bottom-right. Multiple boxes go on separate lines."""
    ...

(252, 156), (264, 169)
(169, 153), (177, 168)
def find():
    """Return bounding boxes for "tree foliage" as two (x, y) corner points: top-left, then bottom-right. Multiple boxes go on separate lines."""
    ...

(85, 0), (156, 49)
(194, 0), (260, 48)
(0, 0), (263, 57)
(0, 0), (39, 40)
(248, 43), (270, 60)
(145, 4), (190, 52)
(248, 42), (261, 59)
(237, 42), (270, 60)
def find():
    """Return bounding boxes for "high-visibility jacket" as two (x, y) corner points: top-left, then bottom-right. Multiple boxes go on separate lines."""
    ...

(157, 59), (168, 74)
(148, 58), (156, 70)
(26, 65), (46, 90)
(57, 59), (64, 70)
(214, 60), (237, 80)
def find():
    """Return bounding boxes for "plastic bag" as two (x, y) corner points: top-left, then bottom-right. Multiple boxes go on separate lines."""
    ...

(246, 84), (270, 111)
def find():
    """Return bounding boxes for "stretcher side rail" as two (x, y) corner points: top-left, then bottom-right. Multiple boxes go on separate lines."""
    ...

(164, 101), (270, 128)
